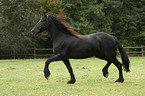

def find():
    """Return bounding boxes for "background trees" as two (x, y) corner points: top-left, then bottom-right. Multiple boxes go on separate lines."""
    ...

(40, 0), (144, 46)
(0, 0), (41, 53)
(0, 0), (144, 54)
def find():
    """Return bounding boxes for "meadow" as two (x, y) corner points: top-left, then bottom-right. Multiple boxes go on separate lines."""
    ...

(0, 57), (145, 96)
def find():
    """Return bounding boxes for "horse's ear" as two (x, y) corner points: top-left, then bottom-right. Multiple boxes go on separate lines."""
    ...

(43, 12), (47, 18)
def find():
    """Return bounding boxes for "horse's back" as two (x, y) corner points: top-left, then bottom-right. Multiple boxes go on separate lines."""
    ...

(67, 32), (117, 59)
(82, 32), (116, 49)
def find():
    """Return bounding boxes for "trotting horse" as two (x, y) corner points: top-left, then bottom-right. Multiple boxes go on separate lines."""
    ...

(31, 13), (130, 84)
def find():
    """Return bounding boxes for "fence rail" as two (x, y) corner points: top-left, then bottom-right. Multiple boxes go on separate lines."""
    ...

(124, 45), (144, 56)
(0, 45), (145, 59)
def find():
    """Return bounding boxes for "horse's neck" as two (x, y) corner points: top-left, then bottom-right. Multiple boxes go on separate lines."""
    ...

(49, 23), (66, 43)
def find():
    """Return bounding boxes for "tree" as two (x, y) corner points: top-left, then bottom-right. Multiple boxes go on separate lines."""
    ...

(1, 0), (144, 55)
(0, 0), (41, 53)
(50, 0), (111, 34)
(112, 0), (145, 46)
(40, 0), (69, 19)
(40, 0), (145, 46)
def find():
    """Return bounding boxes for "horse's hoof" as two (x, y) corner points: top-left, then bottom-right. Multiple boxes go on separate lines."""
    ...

(67, 80), (76, 84)
(44, 73), (50, 80)
(115, 78), (124, 83)
(105, 72), (109, 78)
(103, 71), (109, 78)
(45, 75), (50, 80)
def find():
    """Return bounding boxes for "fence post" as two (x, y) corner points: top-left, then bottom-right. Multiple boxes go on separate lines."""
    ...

(141, 45), (143, 57)
(34, 48), (36, 59)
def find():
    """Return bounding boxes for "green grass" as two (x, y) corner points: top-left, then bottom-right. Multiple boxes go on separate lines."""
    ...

(0, 57), (145, 96)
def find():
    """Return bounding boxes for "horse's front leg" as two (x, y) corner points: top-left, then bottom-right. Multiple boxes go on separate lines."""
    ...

(44, 54), (61, 79)
(62, 58), (76, 84)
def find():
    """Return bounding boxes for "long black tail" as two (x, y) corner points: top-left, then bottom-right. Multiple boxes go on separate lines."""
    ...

(114, 38), (130, 72)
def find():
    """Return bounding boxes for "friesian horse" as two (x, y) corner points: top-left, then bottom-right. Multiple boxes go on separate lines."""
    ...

(31, 13), (130, 84)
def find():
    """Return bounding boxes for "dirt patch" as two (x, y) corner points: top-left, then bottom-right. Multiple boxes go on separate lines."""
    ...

(7, 67), (20, 70)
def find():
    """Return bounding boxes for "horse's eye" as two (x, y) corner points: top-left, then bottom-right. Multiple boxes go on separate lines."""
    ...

(45, 19), (47, 22)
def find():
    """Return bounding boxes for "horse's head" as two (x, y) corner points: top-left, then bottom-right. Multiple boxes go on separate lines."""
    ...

(31, 13), (50, 35)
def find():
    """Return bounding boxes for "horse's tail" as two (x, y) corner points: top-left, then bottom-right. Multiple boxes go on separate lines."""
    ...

(114, 37), (130, 72)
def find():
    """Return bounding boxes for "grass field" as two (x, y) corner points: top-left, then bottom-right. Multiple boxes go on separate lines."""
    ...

(0, 57), (145, 96)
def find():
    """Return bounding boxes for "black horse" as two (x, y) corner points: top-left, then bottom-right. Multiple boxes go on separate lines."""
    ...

(31, 13), (130, 84)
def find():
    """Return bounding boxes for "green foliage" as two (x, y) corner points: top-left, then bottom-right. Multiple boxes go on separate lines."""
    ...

(105, 0), (145, 46)
(64, 0), (112, 34)
(41, 0), (145, 46)
(0, 0), (41, 53)
(0, 0), (144, 54)
(40, 0), (69, 19)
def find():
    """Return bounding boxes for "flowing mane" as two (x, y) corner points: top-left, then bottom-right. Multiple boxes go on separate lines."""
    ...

(49, 15), (82, 38)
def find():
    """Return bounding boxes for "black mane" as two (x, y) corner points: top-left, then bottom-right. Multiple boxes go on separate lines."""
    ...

(49, 15), (81, 38)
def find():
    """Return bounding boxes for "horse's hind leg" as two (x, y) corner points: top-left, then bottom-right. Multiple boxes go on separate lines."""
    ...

(111, 58), (124, 83)
(102, 62), (111, 78)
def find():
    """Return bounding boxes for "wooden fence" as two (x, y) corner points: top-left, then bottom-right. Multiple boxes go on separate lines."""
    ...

(0, 45), (145, 59)
(0, 48), (53, 59)
(124, 45), (144, 57)
(33, 48), (53, 59)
